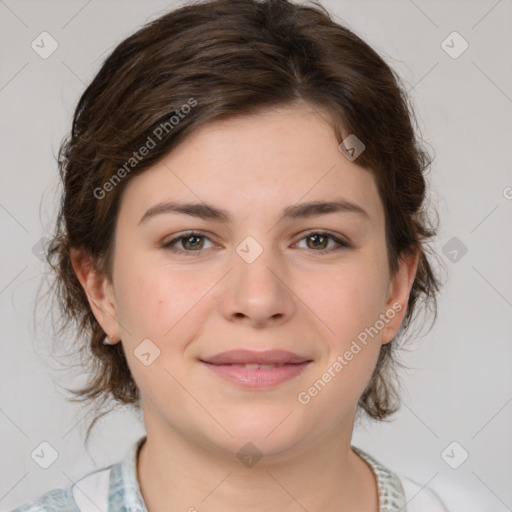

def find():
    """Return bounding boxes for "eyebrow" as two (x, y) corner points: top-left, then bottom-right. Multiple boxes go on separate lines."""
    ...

(138, 198), (370, 225)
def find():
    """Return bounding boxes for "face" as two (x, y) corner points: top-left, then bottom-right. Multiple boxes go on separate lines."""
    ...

(76, 103), (417, 459)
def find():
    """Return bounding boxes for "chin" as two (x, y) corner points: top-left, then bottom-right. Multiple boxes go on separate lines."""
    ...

(208, 413), (304, 457)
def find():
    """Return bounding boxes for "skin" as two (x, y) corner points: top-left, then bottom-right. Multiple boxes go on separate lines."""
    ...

(72, 102), (418, 512)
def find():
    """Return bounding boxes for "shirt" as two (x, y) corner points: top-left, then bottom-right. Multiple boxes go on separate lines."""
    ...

(8, 436), (449, 512)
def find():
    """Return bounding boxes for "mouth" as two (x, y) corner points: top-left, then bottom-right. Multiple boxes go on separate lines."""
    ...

(199, 350), (312, 389)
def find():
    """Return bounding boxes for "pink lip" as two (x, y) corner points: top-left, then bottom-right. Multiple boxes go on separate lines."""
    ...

(200, 350), (312, 389)
(201, 349), (310, 365)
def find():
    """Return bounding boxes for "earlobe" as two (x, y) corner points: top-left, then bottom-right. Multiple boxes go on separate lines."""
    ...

(103, 334), (119, 345)
(70, 248), (121, 341)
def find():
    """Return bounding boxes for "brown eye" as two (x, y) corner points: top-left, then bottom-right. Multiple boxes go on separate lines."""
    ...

(306, 234), (329, 250)
(181, 234), (204, 250)
(162, 231), (214, 254)
(295, 231), (350, 253)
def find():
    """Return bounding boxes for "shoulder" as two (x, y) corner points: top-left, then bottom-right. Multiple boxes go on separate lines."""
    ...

(399, 474), (512, 512)
(7, 467), (111, 512)
(7, 436), (144, 512)
(351, 445), (454, 511)
(398, 475), (449, 511)
(6, 487), (79, 512)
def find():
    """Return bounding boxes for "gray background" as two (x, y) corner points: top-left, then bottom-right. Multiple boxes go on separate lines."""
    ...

(1, 0), (511, 510)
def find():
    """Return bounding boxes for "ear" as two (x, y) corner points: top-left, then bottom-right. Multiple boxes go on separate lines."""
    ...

(70, 248), (121, 343)
(380, 247), (420, 345)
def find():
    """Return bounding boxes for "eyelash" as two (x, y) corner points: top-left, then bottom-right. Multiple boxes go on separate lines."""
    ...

(161, 230), (351, 256)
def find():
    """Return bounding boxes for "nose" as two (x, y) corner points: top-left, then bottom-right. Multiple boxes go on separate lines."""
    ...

(219, 247), (296, 328)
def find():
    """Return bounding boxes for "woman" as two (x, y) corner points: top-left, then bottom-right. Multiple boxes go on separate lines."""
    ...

(11, 0), (447, 510)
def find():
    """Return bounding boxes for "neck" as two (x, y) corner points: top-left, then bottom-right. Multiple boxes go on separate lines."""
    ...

(136, 420), (378, 512)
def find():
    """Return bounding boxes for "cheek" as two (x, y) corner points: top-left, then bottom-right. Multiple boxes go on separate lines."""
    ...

(300, 274), (384, 415)
(304, 261), (387, 340)
(114, 259), (200, 340)
(115, 266), (205, 393)
(302, 259), (386, 395)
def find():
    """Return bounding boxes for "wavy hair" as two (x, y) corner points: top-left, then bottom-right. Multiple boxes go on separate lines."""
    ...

(41, 0), (444, 444)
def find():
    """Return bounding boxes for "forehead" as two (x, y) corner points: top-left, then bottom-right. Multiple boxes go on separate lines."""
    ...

(119, 105), (384, 226)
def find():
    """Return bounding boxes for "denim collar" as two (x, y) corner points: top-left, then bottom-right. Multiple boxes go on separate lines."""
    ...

(108, 435), (148, 512)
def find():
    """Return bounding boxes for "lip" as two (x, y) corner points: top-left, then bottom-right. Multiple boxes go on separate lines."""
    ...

(199, 350), (312, 389)
(200, 349), (310, 365)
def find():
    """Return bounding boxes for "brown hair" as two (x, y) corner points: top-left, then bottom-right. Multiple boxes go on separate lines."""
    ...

(43, 0), (443, 444)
